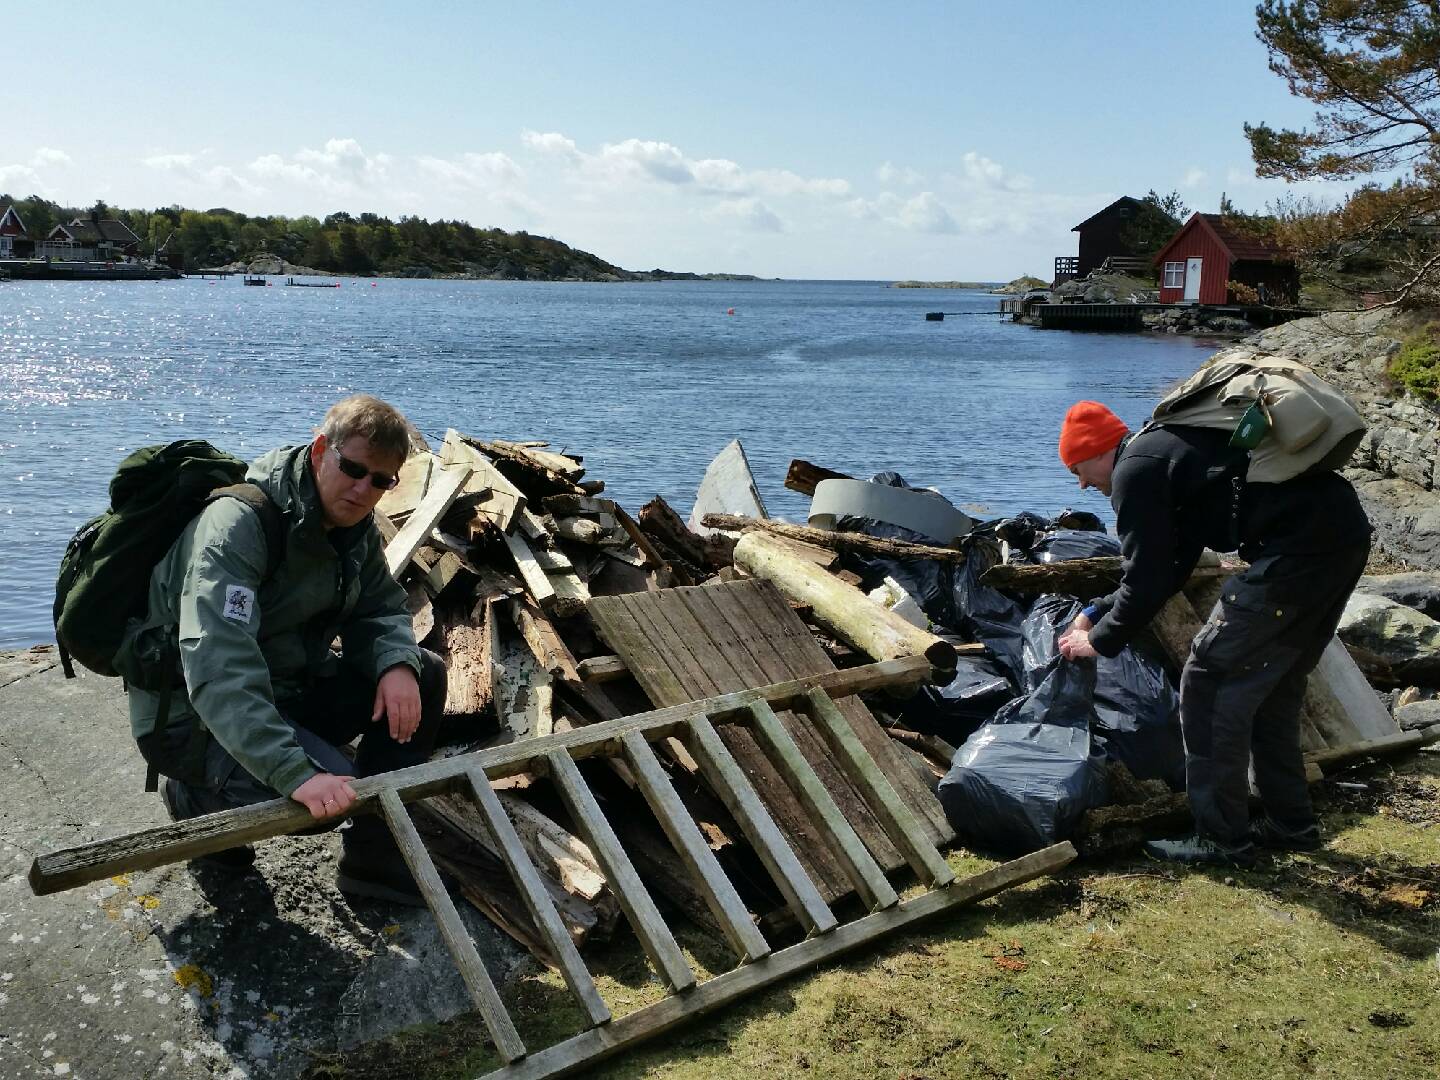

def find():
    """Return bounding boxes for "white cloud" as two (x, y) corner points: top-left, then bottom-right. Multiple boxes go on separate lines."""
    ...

(522, 131), (582, 161)
(246, 138), (391, 196)
(1182, 167), (1208, 187)
(956, 151), (1033, 192)
(897, 192), (959, 234)
(296, 137), (391, 181)
(524, 131), (850, 203)
(0, 164), (40, 188)
(143, 152), (260, 194)
(707, 197), (785, 233)
(878, 161), (923, 186)
(416, 152), (522, 190)
(31, 147), (72, 168)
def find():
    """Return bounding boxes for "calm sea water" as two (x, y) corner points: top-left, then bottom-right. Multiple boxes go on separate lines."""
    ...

(0, 277), (1218, 647)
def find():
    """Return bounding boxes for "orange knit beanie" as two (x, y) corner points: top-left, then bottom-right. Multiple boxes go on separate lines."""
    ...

(1058, 401), (1129, 467)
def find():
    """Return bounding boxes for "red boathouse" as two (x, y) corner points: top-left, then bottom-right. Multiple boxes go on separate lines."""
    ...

(1154, 213), (1299, 305)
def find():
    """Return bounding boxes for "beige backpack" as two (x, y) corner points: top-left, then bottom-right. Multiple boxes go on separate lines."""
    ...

(1148, 355), (1367, 483)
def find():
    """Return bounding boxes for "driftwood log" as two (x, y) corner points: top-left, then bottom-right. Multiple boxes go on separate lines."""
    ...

(784, 459), (854, 497)
(732, 531), (957, 671)
(980, 557), (1231, 599)
(704, 514), (966, 563)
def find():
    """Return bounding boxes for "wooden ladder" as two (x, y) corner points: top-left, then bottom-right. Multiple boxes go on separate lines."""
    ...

(29, 656), (1075, 1079)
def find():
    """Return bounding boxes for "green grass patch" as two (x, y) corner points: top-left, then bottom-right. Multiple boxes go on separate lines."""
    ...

(307, 755), (1440, 1079)
(1389, 323), (1440, 400)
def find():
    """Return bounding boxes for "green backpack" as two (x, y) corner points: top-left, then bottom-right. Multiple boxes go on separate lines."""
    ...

(54, 439), (285, 679)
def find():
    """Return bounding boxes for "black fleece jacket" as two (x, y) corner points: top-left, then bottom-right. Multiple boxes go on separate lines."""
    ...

(1087, 425), (1370, 657)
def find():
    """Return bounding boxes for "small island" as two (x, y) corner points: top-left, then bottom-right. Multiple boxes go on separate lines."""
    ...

(891, 275), (1048, 293)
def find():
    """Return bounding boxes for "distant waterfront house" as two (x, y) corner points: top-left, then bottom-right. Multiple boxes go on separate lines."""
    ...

(0, 204), (30, 258)
(1153, 213), (1298, 306)
(37, 215), (142, 262)
(1053, 196), (1161, 285)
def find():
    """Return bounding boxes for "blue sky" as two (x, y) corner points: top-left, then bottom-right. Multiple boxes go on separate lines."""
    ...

(4, 1), (1356, 279)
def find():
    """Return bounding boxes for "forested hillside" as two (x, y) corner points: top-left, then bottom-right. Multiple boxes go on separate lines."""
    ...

(0, 195), (639, 280)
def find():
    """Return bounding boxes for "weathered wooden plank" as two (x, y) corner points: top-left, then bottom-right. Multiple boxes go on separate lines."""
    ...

(463, 767), (611, 1028)
(480, 844), (1077, 1080)
(443, 619), (493, 718)
(1305, 723), (1440, 769)
(442, 430), (525, 531)
(663, 584), (903, 893)
(801, 689), (954, 887)
(980, 556), (1229, 598)
(577, 655), (629, 683)
(503, 530), (559, 609)
(614, 504), (686, 586)
(784, 459), (854, 497)
(619, 731), (770, 963)
(377, 450), (435, 520)
(377, 787), (525, 1063)
(732, 532), (956, 670)
(685, 714), (838, 936)
(29, 657), (931, 895)
(696, 580), (951, 846)
(704, 514), (966, 563)
(385, 464), (472, 579)
(744, 701), (898, 911)
(545, 751), (696, 992)
(640, 496), (710, 569)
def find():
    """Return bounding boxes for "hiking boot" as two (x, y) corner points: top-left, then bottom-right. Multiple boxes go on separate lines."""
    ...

(1250, 817), (1323, 852)
(160, 778), (256, 873)
(1142, 833), (1257, 869)
(336, 819), (426, 907)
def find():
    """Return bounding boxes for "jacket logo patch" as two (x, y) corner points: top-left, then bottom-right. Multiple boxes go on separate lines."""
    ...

(223, 585), (256, 624)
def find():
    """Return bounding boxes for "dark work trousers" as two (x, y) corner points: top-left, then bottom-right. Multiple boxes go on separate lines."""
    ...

(1179, 542), (1370, 847)
(157, 648), (447, 822)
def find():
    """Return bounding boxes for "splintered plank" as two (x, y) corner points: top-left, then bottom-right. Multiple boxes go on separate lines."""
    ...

(462, 767), (611, 1028)
(588, 581), (948, 905)
(620, 730), (770, 963)
(377, 787), (525, 1063)
(385, 463), (472, 579)
(546, 750), (696, 992)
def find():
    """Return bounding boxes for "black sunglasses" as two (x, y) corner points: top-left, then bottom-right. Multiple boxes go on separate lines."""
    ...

(330, 446), (401, 490)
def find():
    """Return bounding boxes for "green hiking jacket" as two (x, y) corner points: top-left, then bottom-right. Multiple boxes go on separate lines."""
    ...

(124, 444), (420, 796)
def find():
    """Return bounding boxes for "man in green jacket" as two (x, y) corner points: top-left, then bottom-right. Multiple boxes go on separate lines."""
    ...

(122, 394), (446, 904)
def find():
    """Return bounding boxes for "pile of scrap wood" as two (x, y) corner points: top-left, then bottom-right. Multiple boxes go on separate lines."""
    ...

(375, 435), (1440, 966)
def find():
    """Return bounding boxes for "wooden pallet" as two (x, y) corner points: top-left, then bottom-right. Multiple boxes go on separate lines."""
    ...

(588, 580), (954, 904)
(27, 658), (1076, 1079)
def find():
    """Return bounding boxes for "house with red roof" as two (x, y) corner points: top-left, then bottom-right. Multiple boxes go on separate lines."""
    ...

(1153, 212), (1299, 305)
(0, 204), (29, 258)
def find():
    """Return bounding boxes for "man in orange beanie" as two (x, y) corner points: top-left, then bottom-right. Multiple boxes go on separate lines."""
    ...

(1055, 398), (1370, 868)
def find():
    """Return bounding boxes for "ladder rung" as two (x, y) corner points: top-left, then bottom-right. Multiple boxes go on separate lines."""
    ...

(619, 730), (770, 963)
(544, 750), (695, 992)
(685, 714), (838, 936)
(377, 787), (526, 1063)
(463, 766), (611, 1028)
(742, 701), (899, 911)
(801, 689), (955, 887)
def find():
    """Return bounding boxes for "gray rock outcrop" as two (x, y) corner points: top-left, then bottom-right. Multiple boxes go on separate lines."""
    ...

(1394, 698), (1440, 730)
(1356, 571), (1440, 619)
(1338, 590), (1440, 682)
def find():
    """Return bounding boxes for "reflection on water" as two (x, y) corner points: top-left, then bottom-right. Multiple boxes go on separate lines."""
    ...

(0, 277), (1215, 646)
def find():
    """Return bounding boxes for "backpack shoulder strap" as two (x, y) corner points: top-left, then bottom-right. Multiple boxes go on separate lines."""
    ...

(207, 482), (287, 581)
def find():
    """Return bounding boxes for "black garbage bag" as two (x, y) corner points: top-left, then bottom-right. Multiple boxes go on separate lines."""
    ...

(937, 656), (1109, 854)
(950, 529), (1030, 683)
(993, 511), (1055, 553)
(834, 471), (958, 626)
(1031, 529), (1121, 563)
(1055, 508), (1106, 532)
(897, 655), (1016, 743)
(1020, 594), (1185, 789)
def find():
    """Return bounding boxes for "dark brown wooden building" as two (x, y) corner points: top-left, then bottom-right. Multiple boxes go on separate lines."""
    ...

(1153, 213), (1298, 305)
(1063, 196), (1150, 280)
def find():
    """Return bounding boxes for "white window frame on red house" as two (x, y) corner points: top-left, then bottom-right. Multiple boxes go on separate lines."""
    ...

(1163, 261), (1185, 289)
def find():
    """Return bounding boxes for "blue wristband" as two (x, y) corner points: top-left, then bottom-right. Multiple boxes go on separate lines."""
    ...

(1082, 604), (1100, 622)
